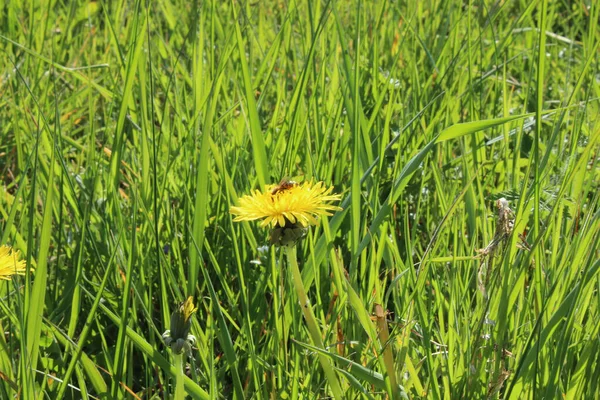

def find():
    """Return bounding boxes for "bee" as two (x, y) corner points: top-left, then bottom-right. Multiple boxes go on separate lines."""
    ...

(270, 178), (298, 195)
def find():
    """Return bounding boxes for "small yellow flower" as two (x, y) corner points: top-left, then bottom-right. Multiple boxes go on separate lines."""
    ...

(230, 181), (342, 228)
(0, 245), (26, 280)
(180, 296), (198, 323)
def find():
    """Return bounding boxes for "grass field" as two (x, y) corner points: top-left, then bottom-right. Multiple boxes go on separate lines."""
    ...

(1, 0), (600, 398)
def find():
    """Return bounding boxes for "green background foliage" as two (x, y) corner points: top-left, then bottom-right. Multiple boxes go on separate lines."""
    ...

(0, 0), (599, 398)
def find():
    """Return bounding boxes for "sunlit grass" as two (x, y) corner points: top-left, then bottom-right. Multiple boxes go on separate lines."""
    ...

(1, 0), (599, 398)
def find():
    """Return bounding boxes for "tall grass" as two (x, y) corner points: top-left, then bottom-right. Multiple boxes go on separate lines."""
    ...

(1, 0), (599, 398)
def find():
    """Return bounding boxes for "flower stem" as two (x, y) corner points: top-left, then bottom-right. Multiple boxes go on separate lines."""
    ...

(174, 353), (185, 400)
(284, 245), (343, 399)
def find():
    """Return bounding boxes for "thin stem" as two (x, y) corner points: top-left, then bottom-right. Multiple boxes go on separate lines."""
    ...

(174, 353), (185, 400)
(284, 245), (343, 399)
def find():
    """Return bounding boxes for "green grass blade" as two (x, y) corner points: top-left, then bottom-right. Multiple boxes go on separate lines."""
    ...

(191, 234), (245, 399)
(23, 138), (55, 399)
(231, 0), (269, 188)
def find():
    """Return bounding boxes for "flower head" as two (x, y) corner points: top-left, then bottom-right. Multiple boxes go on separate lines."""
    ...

(0, 245), (26, 280)
(230, 181), (342, 229)
(162, 296), (198, 355)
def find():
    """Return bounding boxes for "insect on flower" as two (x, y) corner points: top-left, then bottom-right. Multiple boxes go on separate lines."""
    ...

(270, 178), (298, 196)
(230, 180), (342, 229)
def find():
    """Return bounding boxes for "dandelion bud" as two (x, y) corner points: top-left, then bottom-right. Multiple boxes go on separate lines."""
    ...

(162, 296), (197, 355)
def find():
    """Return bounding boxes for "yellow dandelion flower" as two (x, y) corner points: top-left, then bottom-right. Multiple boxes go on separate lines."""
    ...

(230, 181), (342, 228)
(0, 245), (26, 280)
